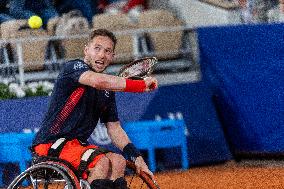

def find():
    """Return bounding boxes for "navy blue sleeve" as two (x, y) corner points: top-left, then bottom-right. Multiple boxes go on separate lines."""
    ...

(60, 60), (90, 82)
(100, 92), (119, 123)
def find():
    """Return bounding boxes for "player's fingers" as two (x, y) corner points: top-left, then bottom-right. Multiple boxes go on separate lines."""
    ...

(145, 78), (158, 91)
(138, 160), (154, 178)
(149, 82), (157, 90)
(144, 168), (154, 178)
(136, 165), (142, 175)
(149, 83), (157, 90)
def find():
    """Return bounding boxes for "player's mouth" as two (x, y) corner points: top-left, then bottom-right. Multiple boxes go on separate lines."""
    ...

(94, 60), (105, 70)
(95, 60), (104, 65)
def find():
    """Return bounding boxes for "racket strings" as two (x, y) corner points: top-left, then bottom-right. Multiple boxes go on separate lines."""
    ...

(120, 58), (156, 78)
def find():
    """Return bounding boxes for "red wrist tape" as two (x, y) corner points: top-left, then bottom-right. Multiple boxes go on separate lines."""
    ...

(124, 79), (146, 92)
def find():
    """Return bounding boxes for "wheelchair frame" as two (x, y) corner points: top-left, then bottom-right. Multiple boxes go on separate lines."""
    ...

(7, 159), (160, 189)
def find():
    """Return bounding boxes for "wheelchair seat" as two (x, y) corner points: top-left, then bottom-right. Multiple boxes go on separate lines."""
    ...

(32, 154), (82, 179)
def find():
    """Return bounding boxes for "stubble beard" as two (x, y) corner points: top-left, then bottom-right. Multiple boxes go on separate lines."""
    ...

(85, 56), (102, 73)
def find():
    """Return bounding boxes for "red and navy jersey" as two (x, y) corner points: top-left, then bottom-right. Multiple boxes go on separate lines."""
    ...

(33, 59), (119, 146)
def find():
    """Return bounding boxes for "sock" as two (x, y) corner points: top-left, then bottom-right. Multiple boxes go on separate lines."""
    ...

(113, 177), (128, 189)
(90, 179), (113, 189)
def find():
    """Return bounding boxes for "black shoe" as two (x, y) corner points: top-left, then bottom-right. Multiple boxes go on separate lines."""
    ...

(90, 179), (114, 189)
(113, 177), (128, 189)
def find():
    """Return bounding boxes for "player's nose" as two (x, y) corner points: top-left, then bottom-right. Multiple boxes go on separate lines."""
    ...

(97, 49), (106, 59)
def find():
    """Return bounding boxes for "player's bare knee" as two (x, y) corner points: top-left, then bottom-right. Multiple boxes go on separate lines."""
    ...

(95, 155), (111, 172)
(107, 153), (126, 170)
(88, 155), (110, 180)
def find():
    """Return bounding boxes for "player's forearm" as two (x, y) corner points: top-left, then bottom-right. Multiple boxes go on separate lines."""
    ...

(79, 71), (154, 92)
(107, 122), (142, 162)
(79, 71), (126, 91)
(106, 122), (131, 151)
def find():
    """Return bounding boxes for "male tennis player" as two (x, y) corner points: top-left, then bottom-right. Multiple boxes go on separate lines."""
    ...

(32, 29), (158, 189)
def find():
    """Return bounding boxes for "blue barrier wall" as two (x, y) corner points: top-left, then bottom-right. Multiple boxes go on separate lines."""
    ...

(197, 23), (284, 153)
(0, 97), (49, 133)
(0, 83), (232, 167)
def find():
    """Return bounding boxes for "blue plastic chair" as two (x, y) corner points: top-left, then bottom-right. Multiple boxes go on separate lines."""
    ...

(0, 132), (35, 186)
(123, 119), (189, 172)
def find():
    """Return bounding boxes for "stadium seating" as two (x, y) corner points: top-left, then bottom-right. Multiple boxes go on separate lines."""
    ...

(199, 0), (239, 9)
(138, 9), (184, 60)
(47, 17), (60, 36)
(54, 13), (90, 61)
(93, 13), (138, 64)
(0, 8), (189, 83)
(0, 20), (49, 72)
(0, 27), (10, 65)
(123, 119), (189, 172)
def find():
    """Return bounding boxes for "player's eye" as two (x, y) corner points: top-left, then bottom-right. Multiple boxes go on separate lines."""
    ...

(105, 49), (113, 55)
(94, 46), (101, 52)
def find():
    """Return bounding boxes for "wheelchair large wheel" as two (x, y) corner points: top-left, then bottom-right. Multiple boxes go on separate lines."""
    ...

(8, 160), (160, 189)
(7, 161), (81, 189)
(126, 161), (160, 189)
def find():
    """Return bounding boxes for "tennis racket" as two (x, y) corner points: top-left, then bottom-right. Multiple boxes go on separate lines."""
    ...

(118, 57), (158, 80)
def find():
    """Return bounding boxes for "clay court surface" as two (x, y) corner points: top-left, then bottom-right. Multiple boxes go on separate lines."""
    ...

(4, 161), (284, 189)
(153, 161), (284, 189)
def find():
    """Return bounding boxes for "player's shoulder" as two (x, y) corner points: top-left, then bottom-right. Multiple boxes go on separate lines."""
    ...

(64, 59), (89, 70)
(59, 59), (90, 76)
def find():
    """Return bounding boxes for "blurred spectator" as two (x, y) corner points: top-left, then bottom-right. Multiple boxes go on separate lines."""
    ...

(268, 0), (284, 22)
(122, 0), (147, 13)
(0, 0), (15, 24)
(238, 0), (252, 23)
(9, 0), (59, 27)
(55, 0), (98, 24)
(239, 0), (278, 23)
(104, 0), (147, 14)
(254, 0), (278, 22)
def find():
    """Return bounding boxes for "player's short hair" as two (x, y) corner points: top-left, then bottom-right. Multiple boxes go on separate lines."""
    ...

(88, 29), (117, 50)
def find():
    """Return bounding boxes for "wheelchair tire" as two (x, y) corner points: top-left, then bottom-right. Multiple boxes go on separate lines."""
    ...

(7, 161), (81, 189)
(8, 160), (160, 189)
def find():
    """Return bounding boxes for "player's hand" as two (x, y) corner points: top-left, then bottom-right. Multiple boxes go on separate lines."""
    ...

(144, 77), (158, 92)
(134, 156), (154, 178)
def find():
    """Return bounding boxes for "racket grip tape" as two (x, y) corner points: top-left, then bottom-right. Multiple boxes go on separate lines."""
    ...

(124, 79), (146, 92)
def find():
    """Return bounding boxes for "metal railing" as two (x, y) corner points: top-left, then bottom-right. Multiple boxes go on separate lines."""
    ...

(0, 26), (198, 86)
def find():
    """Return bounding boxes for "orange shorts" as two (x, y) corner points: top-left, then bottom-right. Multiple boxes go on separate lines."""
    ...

(34, 139), (106, 178)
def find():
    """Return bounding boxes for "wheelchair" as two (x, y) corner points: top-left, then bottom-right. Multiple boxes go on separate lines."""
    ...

(7, 155), (160, 189)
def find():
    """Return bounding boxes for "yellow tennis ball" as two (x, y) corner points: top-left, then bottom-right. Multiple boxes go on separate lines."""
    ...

(28, 15), (43, 29)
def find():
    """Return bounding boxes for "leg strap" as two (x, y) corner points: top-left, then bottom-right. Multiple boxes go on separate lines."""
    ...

(77, 148), (109, 176)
